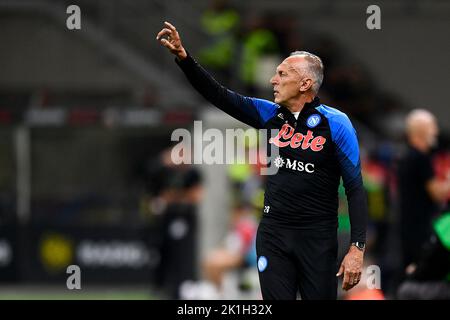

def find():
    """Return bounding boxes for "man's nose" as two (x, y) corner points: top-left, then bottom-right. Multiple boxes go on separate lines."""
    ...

(270, 76), (277, 86)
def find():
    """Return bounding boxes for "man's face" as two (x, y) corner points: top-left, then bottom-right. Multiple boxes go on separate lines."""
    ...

(412, 117), (439, 150)
(270, 58), (304, 106)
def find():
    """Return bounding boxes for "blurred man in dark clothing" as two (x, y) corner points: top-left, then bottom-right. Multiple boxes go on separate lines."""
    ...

(145, 146), (203, 299)
(157, 167), (203, 299)
(397, 209), (450, 299)
(397, 109), (450, 268)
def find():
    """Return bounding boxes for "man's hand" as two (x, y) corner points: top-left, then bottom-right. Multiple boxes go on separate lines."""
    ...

(156, 21), (187, 60)
(336, 245), (364, 291)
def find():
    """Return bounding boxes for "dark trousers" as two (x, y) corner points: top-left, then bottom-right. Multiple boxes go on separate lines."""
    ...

(256, 222), (338, 300)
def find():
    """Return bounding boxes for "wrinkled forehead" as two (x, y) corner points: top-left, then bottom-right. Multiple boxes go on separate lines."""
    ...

(278, 56), (307, 73)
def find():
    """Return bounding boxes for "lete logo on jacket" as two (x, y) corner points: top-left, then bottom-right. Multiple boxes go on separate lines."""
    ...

(269, 124), (327, 151)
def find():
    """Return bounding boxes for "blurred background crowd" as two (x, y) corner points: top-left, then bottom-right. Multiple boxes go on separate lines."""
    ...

(0, 0), (449, 299)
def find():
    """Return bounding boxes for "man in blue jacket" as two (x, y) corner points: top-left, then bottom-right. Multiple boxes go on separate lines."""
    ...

(157, 21), (368, 300)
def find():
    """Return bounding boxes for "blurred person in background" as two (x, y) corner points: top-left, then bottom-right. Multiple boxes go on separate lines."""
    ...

(397, 109), (450, 269)
(202, 204), (258, 298)
(158, 167), (203, 299)
(198, 0), (240, 86)
(181, 135), (263, 299)
(397, 209), (450, 299)
(157, 21), (368, 300)
(148, 146), (204, 299)
(141, 147), (180, 219)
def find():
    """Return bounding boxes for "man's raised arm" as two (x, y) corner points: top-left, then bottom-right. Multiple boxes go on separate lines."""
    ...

(156, 21), (276, 129)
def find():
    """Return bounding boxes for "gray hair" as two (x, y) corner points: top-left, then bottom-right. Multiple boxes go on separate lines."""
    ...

(405, 109), (436, 134)
(289, 51), (324, 94)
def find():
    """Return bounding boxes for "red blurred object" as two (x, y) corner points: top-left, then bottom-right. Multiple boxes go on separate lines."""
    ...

(0, 110), (12, 124)
(68, 109), (100, 125)
(163, 110), (193, 125)
(434, 151), (450, 180)
(433, 151), (450, 200)
(363, 160), (386, 185)
(345, 289), (385, 300)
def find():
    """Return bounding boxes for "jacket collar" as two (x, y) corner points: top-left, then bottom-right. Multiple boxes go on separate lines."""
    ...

(278, 96), (321, 118)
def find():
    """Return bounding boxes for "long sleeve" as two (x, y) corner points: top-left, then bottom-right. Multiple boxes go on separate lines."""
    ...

(175, 53), (277, 129)
(329, 113), (368, 243)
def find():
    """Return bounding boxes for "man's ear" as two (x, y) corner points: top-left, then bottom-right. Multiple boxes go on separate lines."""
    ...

(299, 78), (313, 92)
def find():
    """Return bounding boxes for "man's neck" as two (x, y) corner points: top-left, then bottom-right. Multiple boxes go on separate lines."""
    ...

(284, 94), (315, 113)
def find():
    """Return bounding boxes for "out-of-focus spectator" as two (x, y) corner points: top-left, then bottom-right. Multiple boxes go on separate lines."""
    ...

(198, 0), (240, 85)
(397, 210), (450, 299)
(362, 153), (390, 259)
(397, 109), (450, 268)
(157, 166), (203, 299)
(145, 146), (204, 299)
(202, 204), (258, 296)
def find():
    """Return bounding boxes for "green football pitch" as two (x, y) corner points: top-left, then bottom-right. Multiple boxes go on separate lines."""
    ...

(0, 285), (159, 300)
